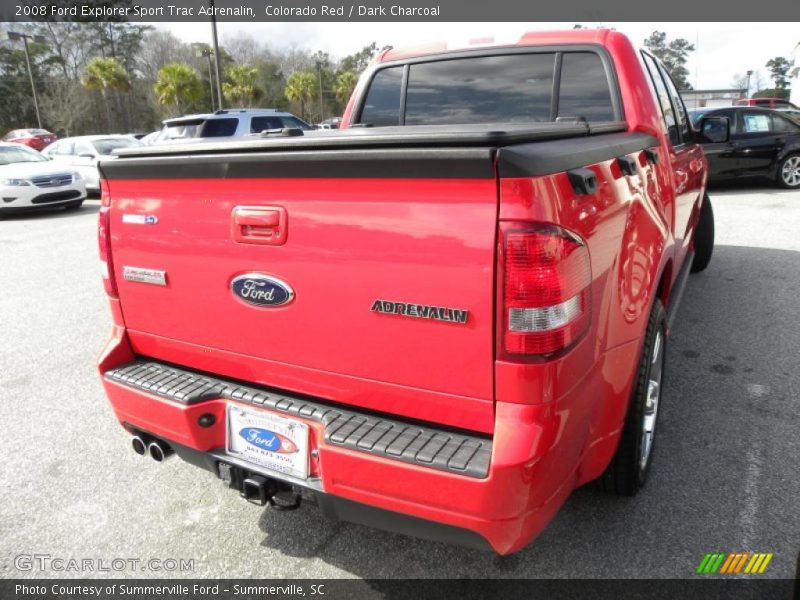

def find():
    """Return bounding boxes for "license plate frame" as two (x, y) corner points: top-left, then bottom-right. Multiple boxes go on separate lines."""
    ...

(226, 404), (310, 480)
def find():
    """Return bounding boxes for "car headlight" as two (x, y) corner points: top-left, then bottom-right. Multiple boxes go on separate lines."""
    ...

(71, 171), (83, 182)
(1, 178), (30, 186)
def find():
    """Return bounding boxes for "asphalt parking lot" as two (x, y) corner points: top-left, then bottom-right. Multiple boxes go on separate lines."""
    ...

(0, 185), (798, 580)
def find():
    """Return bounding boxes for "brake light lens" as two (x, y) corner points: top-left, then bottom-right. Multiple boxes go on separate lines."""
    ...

(502, 225), (591, 357)
(98, 181), (117, 298)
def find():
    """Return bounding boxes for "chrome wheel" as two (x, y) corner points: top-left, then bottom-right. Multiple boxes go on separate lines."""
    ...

(639, 329), (664, 470)
(782, 156), (800, 188)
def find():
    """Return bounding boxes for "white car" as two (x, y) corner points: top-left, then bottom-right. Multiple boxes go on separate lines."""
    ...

(41, 135), (142, 195)
(0, 143), (86, 217)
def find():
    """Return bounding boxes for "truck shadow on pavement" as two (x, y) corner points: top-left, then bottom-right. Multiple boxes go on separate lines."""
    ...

(251, 242), (800, 579)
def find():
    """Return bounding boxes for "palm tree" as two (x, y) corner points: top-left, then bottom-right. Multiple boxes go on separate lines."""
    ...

(285, 71), (317, 121)
(222, 65), (264, 108)
(81, 57), (130, 131)
(153, 63), (204, 116)
(335, 71), (360, 105)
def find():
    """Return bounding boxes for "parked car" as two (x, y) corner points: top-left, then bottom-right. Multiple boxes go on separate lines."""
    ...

(689, 106), (800, 188)
(150, 109), (314, 145)
(2, 128), (58, 151)
(734, 97), (798, 109)
(98, 29), (716, 555)
(41, 135), (143, 195)
(0, 142), (85, 217)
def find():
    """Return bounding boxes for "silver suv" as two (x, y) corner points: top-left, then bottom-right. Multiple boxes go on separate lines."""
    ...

(147, 109), (313, 144)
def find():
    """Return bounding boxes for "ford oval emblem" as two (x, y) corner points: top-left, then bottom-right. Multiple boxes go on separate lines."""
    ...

(239, 427), (298, 454)
(231, 273), (294, 307)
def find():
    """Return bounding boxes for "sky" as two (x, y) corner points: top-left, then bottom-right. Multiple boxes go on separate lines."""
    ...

(158, 21), (799, 92)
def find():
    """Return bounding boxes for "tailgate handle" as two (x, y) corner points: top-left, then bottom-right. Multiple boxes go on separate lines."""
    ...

(231, 206), (287, 245)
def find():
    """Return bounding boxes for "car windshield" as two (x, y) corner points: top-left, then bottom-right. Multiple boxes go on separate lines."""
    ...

(0, 145), (48, 165)
(92, 138), (142, 155)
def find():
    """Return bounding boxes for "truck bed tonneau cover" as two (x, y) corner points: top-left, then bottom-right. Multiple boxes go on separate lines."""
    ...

(113, 121), (629, 158)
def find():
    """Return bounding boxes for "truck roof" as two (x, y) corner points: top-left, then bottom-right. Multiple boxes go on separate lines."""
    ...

(377, 28), (618, 63)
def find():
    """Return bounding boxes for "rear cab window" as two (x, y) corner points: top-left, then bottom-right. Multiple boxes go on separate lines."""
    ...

(359, 66), (404, 126)
(355, 50), (619, 127)
(558, 52), (615, 121)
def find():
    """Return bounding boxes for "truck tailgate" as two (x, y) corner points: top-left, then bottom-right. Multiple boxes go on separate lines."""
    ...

(102, 147), (499, 432)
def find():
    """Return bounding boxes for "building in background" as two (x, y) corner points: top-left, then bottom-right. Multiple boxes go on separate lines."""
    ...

(680, 89), (748, 109)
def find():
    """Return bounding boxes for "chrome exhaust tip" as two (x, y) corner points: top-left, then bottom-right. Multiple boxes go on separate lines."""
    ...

(131, 435), (148, 456)
(147, 439), (173, 462)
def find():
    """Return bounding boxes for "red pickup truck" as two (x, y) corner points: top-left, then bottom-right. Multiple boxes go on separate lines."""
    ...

(97, 29), (721, 554)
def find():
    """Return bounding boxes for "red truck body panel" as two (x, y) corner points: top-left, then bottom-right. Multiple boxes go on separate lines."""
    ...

(106, 176), (499, 433)
(97, 29), (708, 553)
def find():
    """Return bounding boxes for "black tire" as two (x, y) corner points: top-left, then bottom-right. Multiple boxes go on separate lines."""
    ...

(691, 195), (714, 273)
(777, 153), (800, 189)
(599, 298), (667, 496)
(64, 200), (84, 211)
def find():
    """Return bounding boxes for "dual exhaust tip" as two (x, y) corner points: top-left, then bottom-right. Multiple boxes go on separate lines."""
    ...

(132, 434), (173, 462)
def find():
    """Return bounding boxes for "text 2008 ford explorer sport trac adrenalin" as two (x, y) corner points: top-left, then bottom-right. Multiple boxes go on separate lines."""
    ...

(97, 29), (722, 554)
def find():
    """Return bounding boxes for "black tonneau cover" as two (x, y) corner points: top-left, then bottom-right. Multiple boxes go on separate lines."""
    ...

(113, 121), (628, 158)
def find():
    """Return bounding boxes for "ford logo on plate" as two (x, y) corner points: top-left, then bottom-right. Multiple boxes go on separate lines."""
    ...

(231, 273), (294, 307)
(239, 427), (298, 454)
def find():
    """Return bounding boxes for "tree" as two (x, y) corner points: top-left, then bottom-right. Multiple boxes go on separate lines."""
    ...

(339, 42), (378, 74)
(644, 31), (695, 90)
(137, 30), (194, 82)
(82, 56), (130, 131)
(284, 71), (317, 120)
(334, 71), (359, 105)
(40, 79), (90, 136)
(153, 63), (203, 116)
(765, 56), (794, 90)
(222, 64), (263, 108)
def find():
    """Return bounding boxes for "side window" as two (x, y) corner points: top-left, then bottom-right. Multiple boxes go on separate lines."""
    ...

(772, 115), (800, 133)
(75, 143), (94, 156)
(280, 116), (312, 130)
(359, 66), (404, 127)
(642, 53), (679, 146)
(558, 52), (615, 121)
(739, 112), (772, 135)
(404, 54), (555, 125)
(200, 118), (238, 137)
(250, 116), (284, 132)
(53, 142), (74, 155)
(657, 63), (690, 142)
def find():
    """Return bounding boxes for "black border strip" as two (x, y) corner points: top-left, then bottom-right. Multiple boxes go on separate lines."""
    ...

(497, 131), (658, 177)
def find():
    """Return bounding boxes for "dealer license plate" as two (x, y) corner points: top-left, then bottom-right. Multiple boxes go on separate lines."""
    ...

(226, 405), (309, 479)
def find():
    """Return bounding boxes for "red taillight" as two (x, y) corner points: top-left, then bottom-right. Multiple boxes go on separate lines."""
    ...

(501, 224), (591, 357)
(98, 181), (117, 298)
